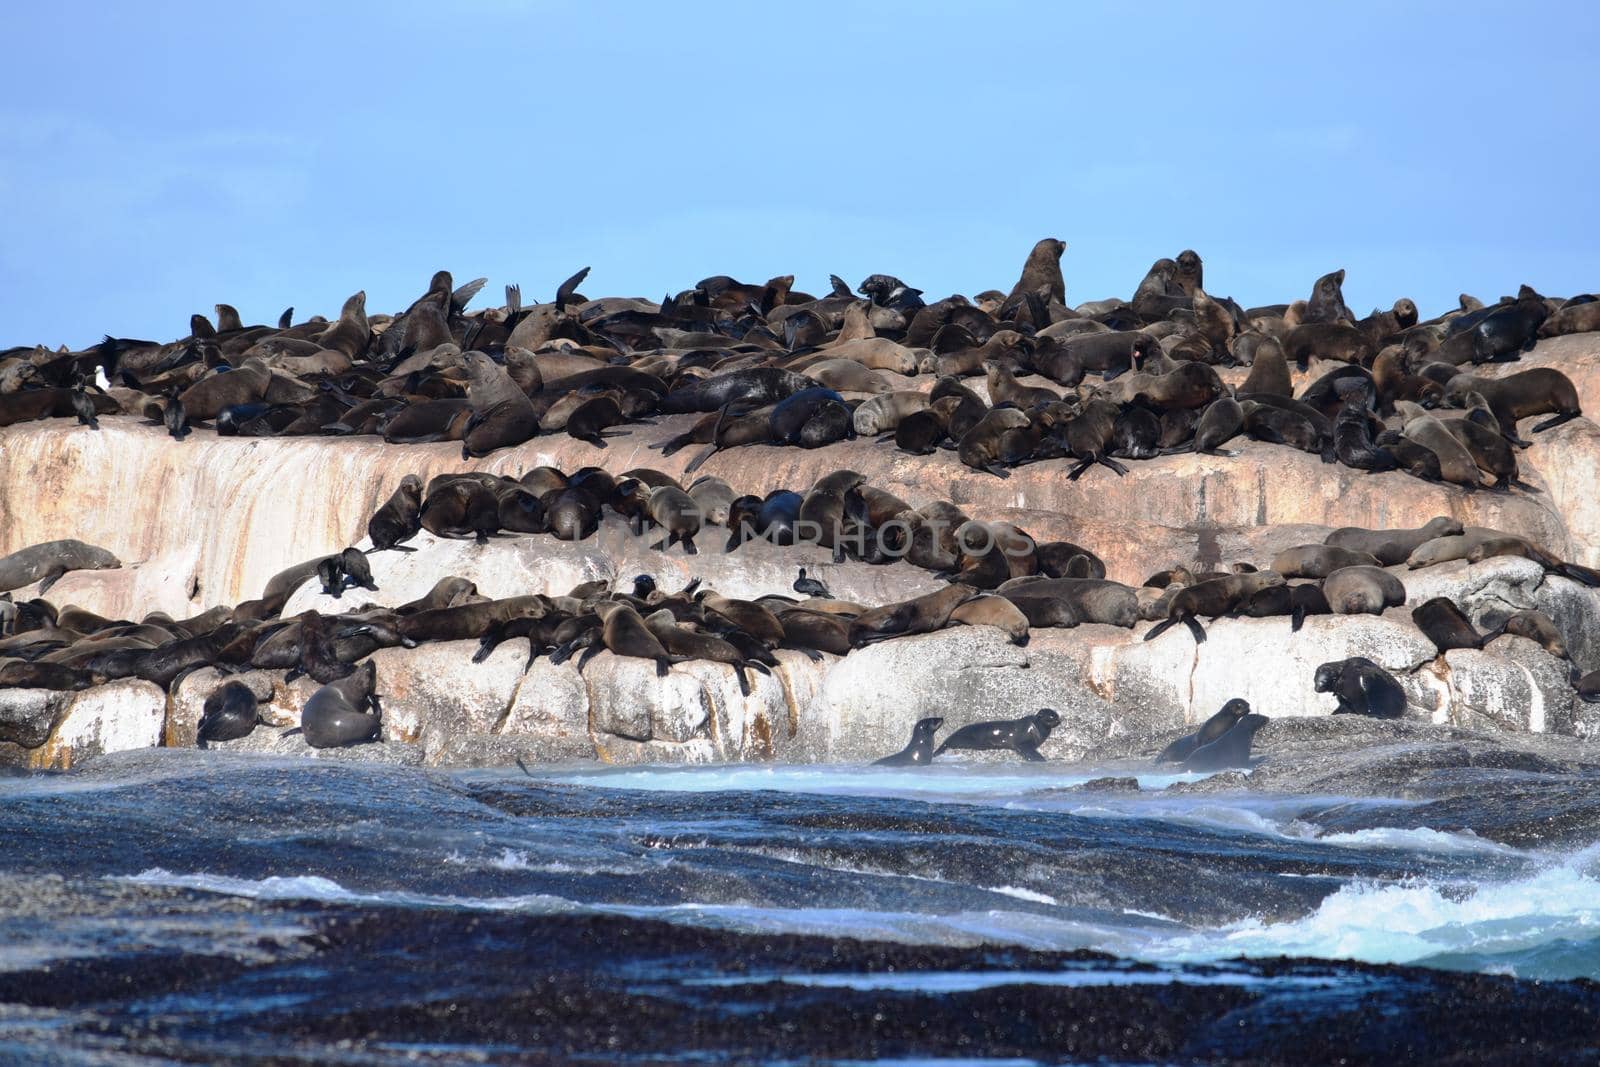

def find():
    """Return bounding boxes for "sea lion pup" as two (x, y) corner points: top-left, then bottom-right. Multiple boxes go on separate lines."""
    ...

(685, 475), (735, 527)
(339, 547), (376, 593)
(1282, 323), (1374, 369)
(1154, 698), (1250, 764)
(1412, 597), (1486, 653)
(1055, 331), (1155, 382)
(1481, 609), (1579, 682)
(1436, 401), (1525, 490)
(947, 595), (1030, 646)
(317, 555), (348, 597)
(1314, 658), (1406, 718)
(793, 568), (831, 598)
(958, 406), (1034, 479)
(1036, 541), (1107, 580)
(847, 584), (980, 648)
(933, 708), (1060, 762)
(197, 680), (262, 746)
(1321, 565), (1405, 615)
(854, 390), (929, 436)
(1442, 369), (1582, 443)
(1325, 517), (1462, 566)
(301, 660), (382, 749)
(457, 351), (541, 456)
(0, 540), (121, 595)
(420, 478), (500, 544)
(798, 469), (868, 563)
(1184, 713), (1270, 772)
(1270, 545), (1381, 580)
(1008, 237), (1066, 303)
(874, 716), (946, 767)
(1143, 571), (1286, 643)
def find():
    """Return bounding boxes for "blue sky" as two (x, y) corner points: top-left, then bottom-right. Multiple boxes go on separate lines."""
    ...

(3, 1), (1595, 346)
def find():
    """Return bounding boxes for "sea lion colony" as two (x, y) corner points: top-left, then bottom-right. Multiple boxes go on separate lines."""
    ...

(3, 448), (1597, 757)
(1, 244), (1595, 490)
(3, 242), (1598, 762)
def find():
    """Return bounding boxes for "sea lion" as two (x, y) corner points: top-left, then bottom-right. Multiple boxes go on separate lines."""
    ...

(1303, 268), (1353, 325)
(177, 359), (272, 420)
(1332, 395), (1397, 472)
(958, 407), (1034, 479)
(793, 568), (831, 598)
(1155, 698), (1250, 764)
(642, 609), (764, 693)
(847, 585), (979, 647)
(1538, 299), (1600, 339)
(659, 367), (815, 414)
(1321, 565), (1405, 615)
(933, 708), (1060, 761)
(460, 352), (541, 457)
(853, 390), (929, 436)
(301, 660), (382, 748)
(197, 681), (262, 745)
(1314, 657), (1406, 718)
(1008, 238), (1066, 303)
(1325, 517), (1462, 566)
(645, 485), (701, 554)
(1143, 571), (1285, 643)
(1394, 406), (1484, 489)
(1184, 713), (1269, 771)
(947, 595), (1030, 646)
(996, 577), (1137, 628)
(1442, 370), (1581, 442)
(1482, 609), (1578, 682)
(1239, 398), (1331, 460)
(1168, 396), (1242, 455)
(1282, 323), (1373, 368)
(1412, 597), (1485, 652)
(1270, 545), (1381, 580)
(873, 716), (946, 767)
(543, 487), (602, 542)
(0, 540), (121, 595)
(584, 602), (675, 676)
(421, 478), (500, 543)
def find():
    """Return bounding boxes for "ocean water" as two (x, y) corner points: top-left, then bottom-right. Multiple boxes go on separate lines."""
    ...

(1, 751), (1597, 1063)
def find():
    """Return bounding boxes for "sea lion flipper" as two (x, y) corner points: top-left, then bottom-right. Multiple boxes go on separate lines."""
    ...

(1182, 615), (1208, 643)
(555, 267), (590, 310)
(1017, 744), (1047, 762)
(36, 566), (66, 595)
(1143, 618), (1177, 642)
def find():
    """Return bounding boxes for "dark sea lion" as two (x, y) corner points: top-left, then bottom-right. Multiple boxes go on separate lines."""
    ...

(1155, 698), (1250, 764)
(1333, 399), (1397, 471)
(542, 487), (601, 542)
(1237, 394), (1334, 460)
(565, 395), (631, 448)
(1058, 331), (1152, 382)
(1143, 571), (1285, 643)
(874, 716), (946, 767)
(1325, 517), (1462, 566)
(1173, 249), (1204, 298)
(1315, 658), (1406, 718)
(1303, 268), (1353, 325)
(1412, 597), (1485, 653)
(1437, 288), (1548, 364)
(1110, 404), (1162, 460)
(382, 398), (473, 444)
(1008, 238), (1067, 303)
(1126, 362), (1223, 412)
(660, 367), (814, 414)
(197, 681), (261, 745)
(1321, 565), (1405, 615)
(0, 540), (121, 595)
(1035, 541), (1107, 580)
(1270, 545), (1381, 579)
(1166, 396), (1242, 456)
(1062, 398), (1125, 481)
(301, 660), (382, 748)
(1184, 713), (1269, 771)
(933, 708), (1060, 761)
(642, 609), (763, 693)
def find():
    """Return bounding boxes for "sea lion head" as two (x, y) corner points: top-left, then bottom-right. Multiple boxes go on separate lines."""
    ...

(1034, 708), (1062, 730)
(1219, 697), (1252, 717)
